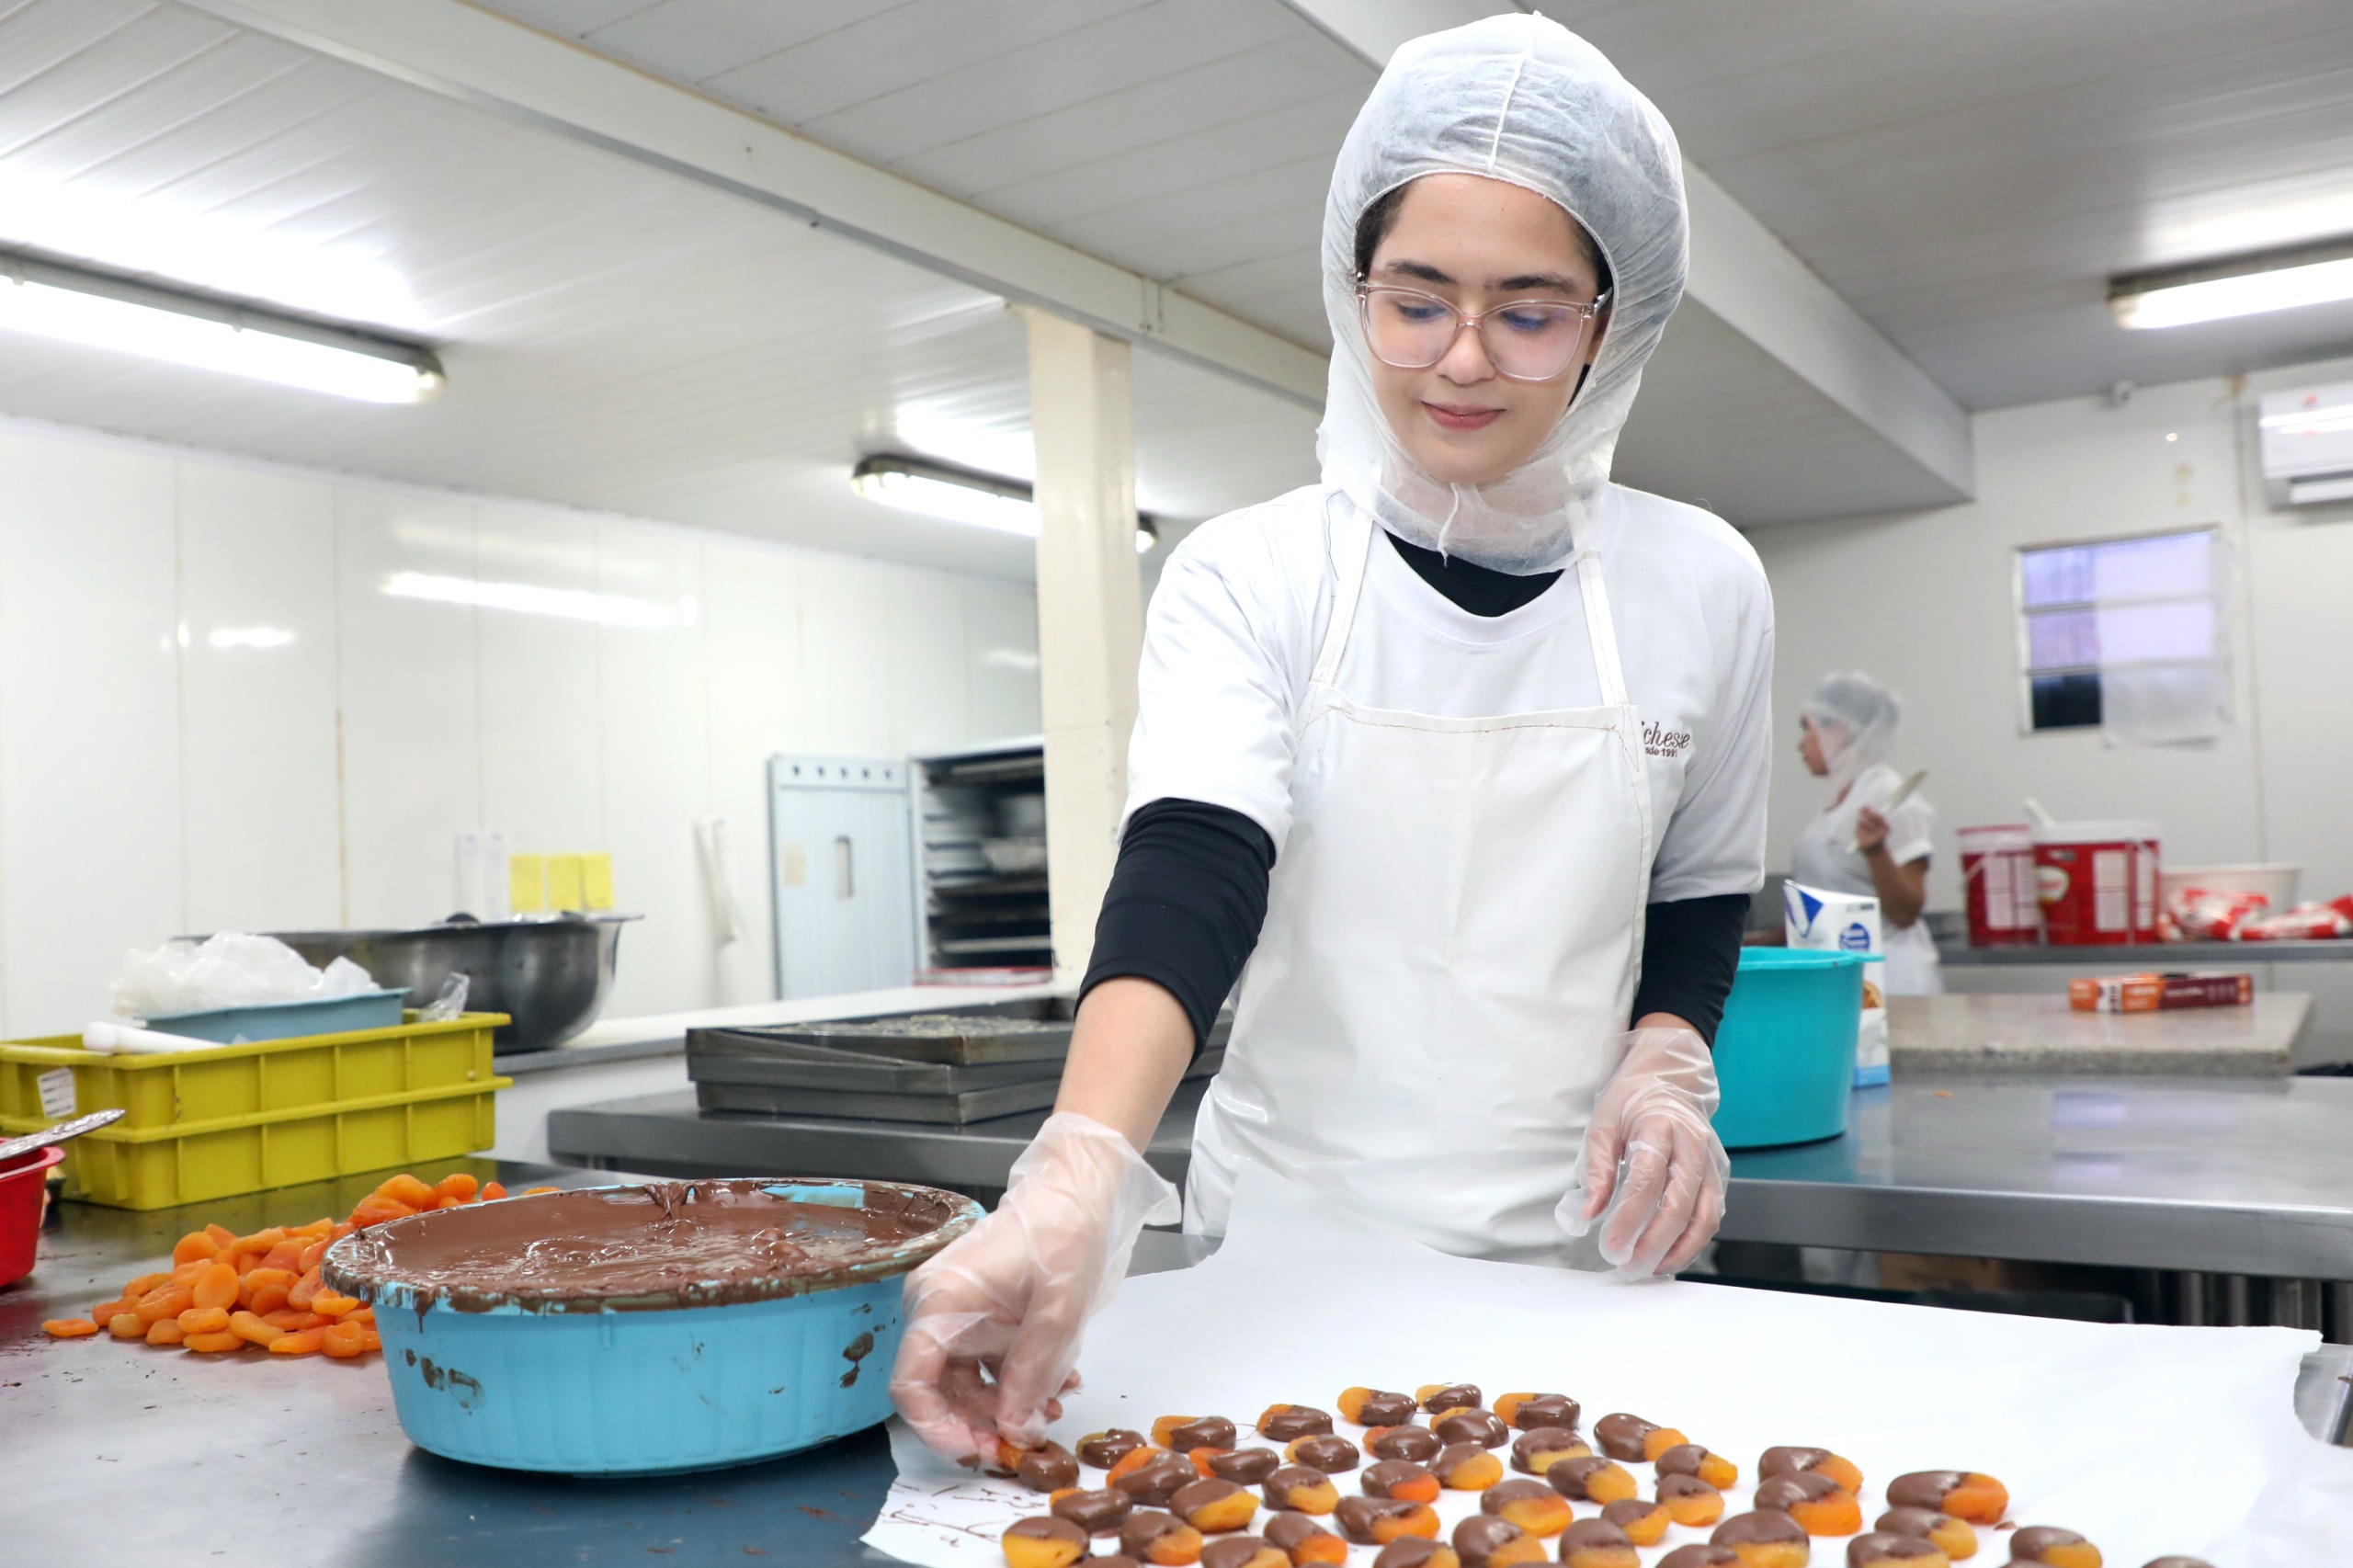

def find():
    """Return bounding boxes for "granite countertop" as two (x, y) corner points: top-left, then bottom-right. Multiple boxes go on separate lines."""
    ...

(1888, 991), (2310, 1075)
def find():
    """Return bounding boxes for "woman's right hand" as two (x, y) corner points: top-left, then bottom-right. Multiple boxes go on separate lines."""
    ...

(890, 1112), (1180, 1460)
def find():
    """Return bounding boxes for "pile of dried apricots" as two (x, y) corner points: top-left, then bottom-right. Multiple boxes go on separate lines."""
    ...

(39, 1169), (551, 1359)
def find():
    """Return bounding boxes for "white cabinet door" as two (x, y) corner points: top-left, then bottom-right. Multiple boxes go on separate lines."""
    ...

(767, 755), (915, 999)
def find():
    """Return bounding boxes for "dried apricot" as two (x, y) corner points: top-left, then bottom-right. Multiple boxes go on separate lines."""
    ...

(262, 1308), (325, 1331)
(145, 1319), (188, 1346)
(171, 1232), (220, 1266)
(347, 1196), (416, 1229)
(107, 1313), (143, 1340)
(183, 1331), (243, 1354)
(433, 1172), (480, 1202)
(289, 1267), (324, 1310)
(177, 1306), (231, 1335)
(122, 1271), (170, 1297)
(374, 1173), (438, 1209)
(228, 1311), (283, 1346)
(258, 1240), (308, 1273)
(311, 1290), (361, 1318)
(41, 1319), (98, 1338)
(268, 1328), (326, 1356)
(233, 1226), (287, 1255)
(242, 1267), (296, 1315)
(321, 1321), (369, 1358)
(133, 1286), (194, 1326)
(191, 1262), (239, 1311)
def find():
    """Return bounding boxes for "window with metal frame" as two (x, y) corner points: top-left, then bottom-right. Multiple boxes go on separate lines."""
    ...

(2017, 528), (2222, 736)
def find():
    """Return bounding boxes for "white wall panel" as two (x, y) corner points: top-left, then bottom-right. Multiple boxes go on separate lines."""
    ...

(471, 501), (605, 859)
(176, 462), (343, 937)
(0, 433), (184, 1035)
(798, 552), (894, 756)
(963, 582), (1043, 743)
(594, 517), (711, 1017)
(334, 487), (483, 928)
(886, 572), (972, 756)
(701, 535), (805, 1005)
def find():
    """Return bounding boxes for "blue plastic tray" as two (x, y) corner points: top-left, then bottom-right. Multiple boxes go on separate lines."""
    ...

(146, 990), (409, 1043)
(328, 1178), (981, 1475)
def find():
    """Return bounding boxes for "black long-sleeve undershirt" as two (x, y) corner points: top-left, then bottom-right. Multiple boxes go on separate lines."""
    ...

(1078, 531), (1749, 1051)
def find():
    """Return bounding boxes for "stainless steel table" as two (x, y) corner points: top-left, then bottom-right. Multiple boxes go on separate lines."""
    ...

(553, 1074), (2353, 1333)
(1941, 937), (2353, 965)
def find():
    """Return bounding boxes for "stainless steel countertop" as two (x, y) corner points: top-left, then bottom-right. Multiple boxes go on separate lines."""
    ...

(1941, 937), (2353, 965)
(552, 1074), (2353, 1278)
(4, 1165), (2346, 1566)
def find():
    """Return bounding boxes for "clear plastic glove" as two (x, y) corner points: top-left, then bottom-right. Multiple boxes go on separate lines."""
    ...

(1554, 1026), (1729, 1279)
(889, 1112), (1180, 1461)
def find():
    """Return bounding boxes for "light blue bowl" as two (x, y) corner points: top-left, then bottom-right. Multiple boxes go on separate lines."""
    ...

(1711, 949), (1869, 1149)
(146, 989), (408, 1043)
(325, 1178), (981, 1475)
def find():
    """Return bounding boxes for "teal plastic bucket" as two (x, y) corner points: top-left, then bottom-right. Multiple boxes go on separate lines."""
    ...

(1711, 949), (1868, 1149)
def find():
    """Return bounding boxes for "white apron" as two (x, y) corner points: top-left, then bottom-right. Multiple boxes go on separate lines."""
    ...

(1185, 497), (1655, 1264)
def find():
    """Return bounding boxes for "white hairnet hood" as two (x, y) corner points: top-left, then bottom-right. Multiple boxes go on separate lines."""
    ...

(1318, 14), (1688, 573)
(1804, 671), (1903, 806)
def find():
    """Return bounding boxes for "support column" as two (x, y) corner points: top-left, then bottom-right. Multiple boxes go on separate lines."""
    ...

(1021, 308), (1142, 985)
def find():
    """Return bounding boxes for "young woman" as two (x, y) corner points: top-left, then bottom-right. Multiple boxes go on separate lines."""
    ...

(1790, 672), (1943, 994)
(892, 15), (1774, 1460)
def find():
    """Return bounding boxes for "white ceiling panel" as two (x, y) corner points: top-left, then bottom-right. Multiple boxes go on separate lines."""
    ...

(0, 0), (1315, 580)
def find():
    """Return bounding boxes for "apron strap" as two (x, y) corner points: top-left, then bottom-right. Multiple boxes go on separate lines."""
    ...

(1573, 546), (1631, 710)
(1310, 493), (1375, 689)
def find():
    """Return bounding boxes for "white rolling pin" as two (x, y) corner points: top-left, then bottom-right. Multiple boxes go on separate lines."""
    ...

(82, 1020), (219, 1054)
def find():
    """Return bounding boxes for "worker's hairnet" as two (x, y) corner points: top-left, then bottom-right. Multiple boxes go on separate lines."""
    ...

(1804, 672), (1903, 805)
(1318, 14), (1688, 573)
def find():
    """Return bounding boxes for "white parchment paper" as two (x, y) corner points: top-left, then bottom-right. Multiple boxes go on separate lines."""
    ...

(868, 1167), (2353, 1565)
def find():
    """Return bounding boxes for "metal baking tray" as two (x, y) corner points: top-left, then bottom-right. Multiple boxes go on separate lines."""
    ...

(704, 1013), (1074, 1066)
(692, 1048), (1225, 1127)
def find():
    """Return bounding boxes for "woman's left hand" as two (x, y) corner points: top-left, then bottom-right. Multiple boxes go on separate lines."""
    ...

(1853, 804), (1890, 855)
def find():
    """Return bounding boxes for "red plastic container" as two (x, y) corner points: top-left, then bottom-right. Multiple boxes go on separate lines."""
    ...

(2032, 820), (2161, 946)
(1960, 824), (2040, 947)
(0, 1143), (64, 1289)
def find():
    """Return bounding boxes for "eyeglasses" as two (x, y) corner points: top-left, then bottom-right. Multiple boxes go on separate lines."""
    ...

(1357, 282), (1608, 382)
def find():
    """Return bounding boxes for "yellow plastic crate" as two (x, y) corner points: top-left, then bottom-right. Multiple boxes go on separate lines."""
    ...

(0, 1012), (513, 1210)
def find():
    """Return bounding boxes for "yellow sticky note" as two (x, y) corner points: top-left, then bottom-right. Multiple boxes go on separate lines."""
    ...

(546, 854), (585, 912)
(509, 854), (547, 913)
(581, 853), (615, 911)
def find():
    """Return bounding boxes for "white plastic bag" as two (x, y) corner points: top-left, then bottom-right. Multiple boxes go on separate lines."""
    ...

(108, 933), (377, 1020)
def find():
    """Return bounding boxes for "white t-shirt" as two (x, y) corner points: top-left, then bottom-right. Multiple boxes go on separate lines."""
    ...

(1127, 483), (1775, 904)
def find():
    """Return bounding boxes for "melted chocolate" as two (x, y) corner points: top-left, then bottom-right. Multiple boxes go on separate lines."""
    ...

(1201, 1539), (1284, 1568)
(1479, 1479), (1557, 1516)
(1334, 1495), (1421, 1544)
(1450, 1516), (1527, 1565)
(328, 1179), (958, 1313)
(1756, 1471), (1844, 1511)
(1760, 1446), (1835, 1478)
(1508, 1426), (1586, 1474)
(1172, 1477), (1245, 1521)
(2139, 1560), (2217, 1568)
(1507, 1394), (1579, 1432)
(1288, 1435), (1361, 1474)
(1362, 1460), (1435, 1498)
(1017, 1443), (1080, 1493)
(1654, 1444), (1714, 1478)
(1887, 1471), (1969, 1509)
(1264, 1510), (1342, 1553)
(1421, 1383), (1482, 1413)
(1051, 1488), (1133, 1533)
(1601, 1498), (1663, 1530)
(1258, 1405), (1334, 1442)
(1559, 1517), (1632, 1551)
(1080, 1428), (1148, 1469)
(2008, 1526), (2091, 1562)
(1592, 1414), (1661, 1461)
(1006, 1516), (1086, 1551)
(1711, 1510), (1807, 1546)
(1658, 1473), (1721, 1502)
(1262, 1465), (1337, 1508)
(1372, 1538), (1451, 1568)
(1657, 1550), (1740, 1568)
(1115, 1452), (1199, 1507)
(1092, 1559), (1143, 1568)
(1432, 1442), (1490, 1483)
(1846, 1534), (1941, 1565)
(1368, 1425), (1443, 1462)
(1171, 1416), (1238, 1453)
(1431, 1410), (1507, 1449)
(1356, 1392), (1420, 1427)
(1875, 1506), (1960, 1540)
(1119, 1510), (1197, 1559)
(1206, 1447), (1280, 1485)
(1545, 1455), (1625, 1500)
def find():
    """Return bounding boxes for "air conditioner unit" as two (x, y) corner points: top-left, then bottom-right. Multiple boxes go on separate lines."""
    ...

(2258, 381), (2353, 506)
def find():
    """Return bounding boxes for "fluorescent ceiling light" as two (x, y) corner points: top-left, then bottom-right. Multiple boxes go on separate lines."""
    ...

(384, 572), (680, 629)
(851, 453), (1159, 553)
(2109, 236), (2353, 330)
(0, 248), (442, 403)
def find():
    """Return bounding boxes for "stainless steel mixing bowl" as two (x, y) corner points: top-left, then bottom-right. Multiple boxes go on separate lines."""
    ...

(270, 915), (638, 1051)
